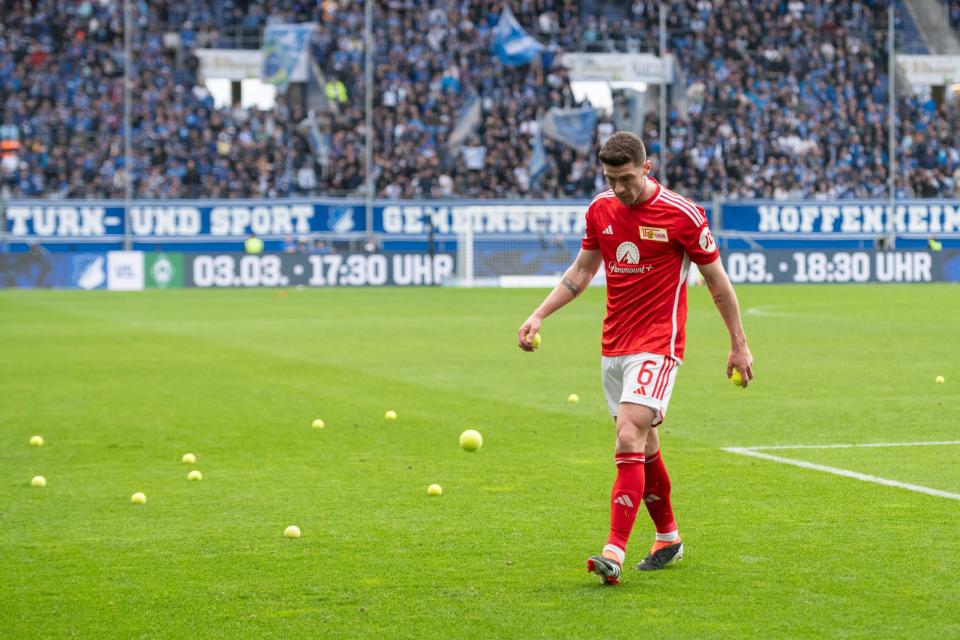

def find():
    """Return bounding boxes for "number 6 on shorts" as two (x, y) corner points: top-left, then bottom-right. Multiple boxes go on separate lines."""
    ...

(601, 353), (680, 425)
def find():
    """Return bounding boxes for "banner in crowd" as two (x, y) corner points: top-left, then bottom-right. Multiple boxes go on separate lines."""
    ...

(261, 23), (315, 92)
(722, 249), (960, 284)
(561, 52), (674, 83)
(195, 49), (264, 81)
(896, 55), (960, 86)
(720, 201), (960, 236)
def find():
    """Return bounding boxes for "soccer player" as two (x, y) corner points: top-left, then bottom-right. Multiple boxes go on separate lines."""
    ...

(517, 132), (753, 584)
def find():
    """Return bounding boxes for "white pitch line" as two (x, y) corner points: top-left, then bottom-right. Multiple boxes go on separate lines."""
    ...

(724, 447), (960, 501)
(743, 305), (809, 318)
(741, 440), (960, 451)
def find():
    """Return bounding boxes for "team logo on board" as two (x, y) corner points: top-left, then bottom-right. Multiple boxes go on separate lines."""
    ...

(639, 226), (668, 242)
(615, 242), (640, 264)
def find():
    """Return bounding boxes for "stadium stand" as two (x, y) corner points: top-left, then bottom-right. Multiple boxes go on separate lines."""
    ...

(1, 0), (959, 201)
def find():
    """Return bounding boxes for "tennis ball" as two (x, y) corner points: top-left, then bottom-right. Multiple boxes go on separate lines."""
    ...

(385, 410), (397, 420)
(532, 332), (541, 349)
(730, 368), (744, 387)
(459, 429), (483, 452)
(31, 475), (46, 488)
(29, 435), (44, 446)
(427, 483), (443, 496)
(284, 525), (301, 538)
(935, 375), (945, 384)
(131, 492), (146, 504)
(568, 393), (579, 403)
(244, 236), (264, 254)
(312, 418), (325, 429)
(181, 453), (196, 464)
(187, 470), (203, 481)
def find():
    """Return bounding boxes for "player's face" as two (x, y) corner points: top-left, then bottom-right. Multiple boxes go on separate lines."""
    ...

(603, 161), (652, 205)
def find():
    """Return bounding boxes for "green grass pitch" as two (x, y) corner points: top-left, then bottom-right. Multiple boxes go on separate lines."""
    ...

(1, 284), (958, 638)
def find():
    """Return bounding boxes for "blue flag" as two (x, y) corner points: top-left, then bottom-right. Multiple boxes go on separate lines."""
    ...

(539, 106), (599, 155)
(262, 23), (315, 93)
(529, 129), (547, 182)
(446, 94), (481, 151)
(491, 6), (545, 67)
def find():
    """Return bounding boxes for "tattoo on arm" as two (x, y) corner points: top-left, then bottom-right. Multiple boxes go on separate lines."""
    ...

(562, 277), (582, 297)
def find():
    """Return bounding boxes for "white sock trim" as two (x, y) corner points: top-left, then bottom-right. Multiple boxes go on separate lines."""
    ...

(655, 530), (679, 542)
(602, 544), (625, 564)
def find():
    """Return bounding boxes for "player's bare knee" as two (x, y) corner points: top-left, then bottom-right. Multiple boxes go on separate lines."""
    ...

(615, 421), (644, 450)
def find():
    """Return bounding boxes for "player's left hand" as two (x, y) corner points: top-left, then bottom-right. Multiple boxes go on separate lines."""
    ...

(727, 345), (754, 387)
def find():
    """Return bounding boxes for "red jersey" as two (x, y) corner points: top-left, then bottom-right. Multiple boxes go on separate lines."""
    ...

(581, 179), (719, 360)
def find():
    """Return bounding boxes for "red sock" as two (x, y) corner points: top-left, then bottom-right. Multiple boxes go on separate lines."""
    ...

(643, 449), (678, 535)
(607, 452), (646, 553)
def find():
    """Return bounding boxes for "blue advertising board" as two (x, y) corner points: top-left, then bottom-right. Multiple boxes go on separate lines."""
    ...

(8, 197), (959, 251)
(3, 198), (717, 243)
(720, 200), (960, 237)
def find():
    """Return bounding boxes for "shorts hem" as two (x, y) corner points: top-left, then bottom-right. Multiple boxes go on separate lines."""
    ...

(610, 398), (665, 427)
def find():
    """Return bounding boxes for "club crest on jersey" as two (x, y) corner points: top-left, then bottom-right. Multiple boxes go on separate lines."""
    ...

(639, 226), (669, 242)
(699, 227), (716, 252)
(615, 241), (640, 264)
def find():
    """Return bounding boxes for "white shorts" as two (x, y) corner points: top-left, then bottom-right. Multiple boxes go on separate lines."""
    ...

(601, 353), (680, 425)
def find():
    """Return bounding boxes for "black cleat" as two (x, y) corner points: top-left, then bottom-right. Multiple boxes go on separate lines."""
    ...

(636, 542), (684, 571)
(586, 555), (622, 585)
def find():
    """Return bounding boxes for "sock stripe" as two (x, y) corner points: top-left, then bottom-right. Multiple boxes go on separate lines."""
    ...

(645, 450), (661, 464)
(602, 544), (625, 564)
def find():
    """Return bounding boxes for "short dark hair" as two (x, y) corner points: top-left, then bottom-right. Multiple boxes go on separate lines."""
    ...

(598, 131), (646, 167)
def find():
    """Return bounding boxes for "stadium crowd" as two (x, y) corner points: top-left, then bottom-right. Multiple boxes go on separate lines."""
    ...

(2, 0), (960, 201)
(950, 1), (960, 32)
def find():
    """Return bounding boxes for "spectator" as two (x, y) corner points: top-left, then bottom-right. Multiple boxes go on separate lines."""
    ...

(2, 0), (959, 202)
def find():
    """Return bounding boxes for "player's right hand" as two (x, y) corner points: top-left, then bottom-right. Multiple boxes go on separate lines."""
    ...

(517, 316), (541, 352)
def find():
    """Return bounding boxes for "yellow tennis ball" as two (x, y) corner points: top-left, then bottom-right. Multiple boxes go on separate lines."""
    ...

(312, 418), (325, 429)
(532, 332), (541, 349)
(131, 492), (146, 504)
(459, 429), (483, 452)
(31, 475), (46, 488)
(385, 410), (397, 420)
(187, 470), (203, 481)
(730, 368), (744, 387)
(935, 375), (945, 384)
(30, 435), (44, 446)
(181, 453), (196, 464)
(284, 525), (301, 538)
(427, 484), (443, 496)
(567, 393), (579, 404)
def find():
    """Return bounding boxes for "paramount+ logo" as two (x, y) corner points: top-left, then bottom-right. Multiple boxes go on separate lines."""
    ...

(611, 241), (653, 274)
